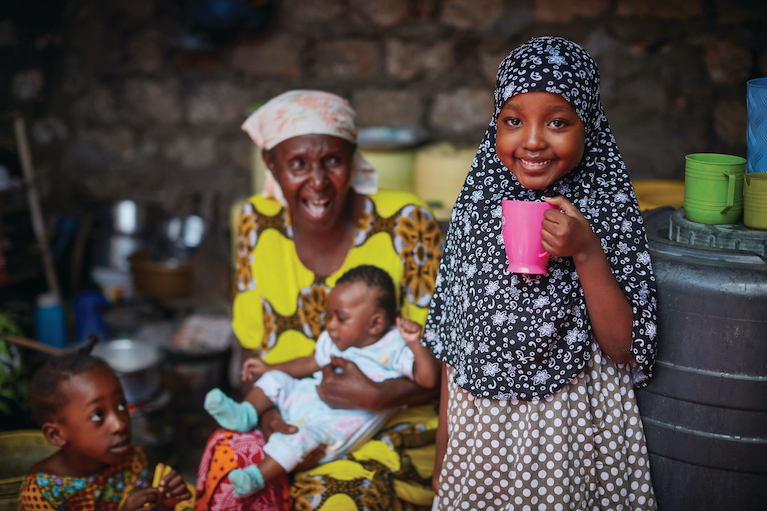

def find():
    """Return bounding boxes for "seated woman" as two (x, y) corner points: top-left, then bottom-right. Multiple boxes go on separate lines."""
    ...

(195, 90), (444, 511)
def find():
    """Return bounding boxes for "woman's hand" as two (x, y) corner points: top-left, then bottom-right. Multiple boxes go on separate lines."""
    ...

(258, 408), (326, 472)
(316, 356), (378, 410)
(317, 356), (437, 410)
(123, 488), (159, 511)
(259, 407), (297, 439)
(156, 469), (192, 510)
(541, 196), (601, 262)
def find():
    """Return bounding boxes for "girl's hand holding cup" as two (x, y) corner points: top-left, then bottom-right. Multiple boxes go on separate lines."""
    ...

(541, 196), (601, 262)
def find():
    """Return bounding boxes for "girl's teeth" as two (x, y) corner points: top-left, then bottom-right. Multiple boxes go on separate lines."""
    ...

(521, 159), (550, 167)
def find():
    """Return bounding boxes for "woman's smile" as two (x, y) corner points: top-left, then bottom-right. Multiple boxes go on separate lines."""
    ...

(264, 134), (356, 229)
(303, 196), (331, 219)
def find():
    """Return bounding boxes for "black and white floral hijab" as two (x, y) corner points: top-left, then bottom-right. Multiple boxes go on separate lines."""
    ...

(422, 36), (658, 400)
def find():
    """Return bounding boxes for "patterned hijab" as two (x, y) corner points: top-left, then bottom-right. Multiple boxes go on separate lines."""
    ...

(242, 90), (378, 207)
(422, 37), (658, 400)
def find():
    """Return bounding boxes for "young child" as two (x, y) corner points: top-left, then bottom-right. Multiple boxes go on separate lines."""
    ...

(422, 37), (659, 510)
(203, 264), (440, 498)
(18, 339), (194, 511)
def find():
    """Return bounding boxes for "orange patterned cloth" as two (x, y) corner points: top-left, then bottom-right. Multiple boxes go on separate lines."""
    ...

(17, 446), (193, 511)
(195, 429), (291, 511)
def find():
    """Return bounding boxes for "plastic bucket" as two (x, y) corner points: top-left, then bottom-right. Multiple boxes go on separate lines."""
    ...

(744, 173), (767, 230)
(684, 154), (745, 224)
(638, 208), (767, 510)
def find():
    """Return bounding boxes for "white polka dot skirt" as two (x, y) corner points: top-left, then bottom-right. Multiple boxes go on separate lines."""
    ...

(436, 344), (657, 511)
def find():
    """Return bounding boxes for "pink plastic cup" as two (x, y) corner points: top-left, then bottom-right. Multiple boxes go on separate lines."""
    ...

(501, 199), (555, 274)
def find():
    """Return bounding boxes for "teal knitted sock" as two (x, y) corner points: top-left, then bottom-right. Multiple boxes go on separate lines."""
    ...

(229, 465), (265, 498)
(203, 388), (258, 433)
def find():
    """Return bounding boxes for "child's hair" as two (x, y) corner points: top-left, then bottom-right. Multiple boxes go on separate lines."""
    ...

(29, 336), (112, 425)
(336, 265), (397, 324)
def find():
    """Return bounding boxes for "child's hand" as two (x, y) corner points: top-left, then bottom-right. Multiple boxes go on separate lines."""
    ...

(542, 196), (601, 261)
(157, 468), (192, 509)
(123, 488), (159, 510)
(241, 357), (269, 382)
(396, 317), (423, 345)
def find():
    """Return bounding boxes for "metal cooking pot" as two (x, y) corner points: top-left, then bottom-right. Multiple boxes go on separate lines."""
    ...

(92, 339), (163, 404)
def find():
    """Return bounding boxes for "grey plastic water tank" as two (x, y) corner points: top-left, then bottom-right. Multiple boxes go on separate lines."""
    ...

(637, 207), (767, 511)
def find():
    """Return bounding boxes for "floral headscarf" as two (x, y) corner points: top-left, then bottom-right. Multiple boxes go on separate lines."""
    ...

(242, 90), (378, 206)
(422, 37), (658, 400)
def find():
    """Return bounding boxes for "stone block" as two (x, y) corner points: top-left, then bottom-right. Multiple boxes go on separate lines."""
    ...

(164, 136), (217, 169)
(231, 138), (254, 171)
(32, 117), (69, 144)
(232, 35), (303, 79)
(352, 89), (424, 127)
(429, 87), (494, 135)
(479, 46), (510, 83)
(187, 82), (252, 125)
(614, 76), (668, 114)
(704, 40), (751, 85)
(713, 99), (746, 147)
(279, 0), (345, 24)
(350, 0), (410, 27)
(127, 30), (164, 73)
(106, 0), (155, 20)
(761, 48), (767, 76)
(534, 0), (609, 24)
(440, 0), (505, 30)
(71, 87), (119, 124)
(616, 0), (702, 19)
(0, 19), (16, 47)
(12, 69), (44, 101)
(70, 128), (136, 170)
(386, 40), (453, 81)
(314, 40), (380, 79)
(494, 0), (534, 35)
(124, 79), (182, 124)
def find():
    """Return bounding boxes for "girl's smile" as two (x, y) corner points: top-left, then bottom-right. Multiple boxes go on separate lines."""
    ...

(495, 91), (585, 190)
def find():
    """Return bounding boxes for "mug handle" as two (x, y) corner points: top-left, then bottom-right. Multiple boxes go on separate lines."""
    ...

(721, 172), (735, 214)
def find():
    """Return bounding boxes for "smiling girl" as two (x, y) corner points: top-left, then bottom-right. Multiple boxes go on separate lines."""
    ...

(18, 339), (193, 511)
(423, 37), (659, 510)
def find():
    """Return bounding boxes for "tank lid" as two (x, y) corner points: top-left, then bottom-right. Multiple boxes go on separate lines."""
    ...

(668, 208), (767, 257)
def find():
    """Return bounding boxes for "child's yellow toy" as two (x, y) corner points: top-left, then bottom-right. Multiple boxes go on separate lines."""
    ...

(152, 463), (173, 488)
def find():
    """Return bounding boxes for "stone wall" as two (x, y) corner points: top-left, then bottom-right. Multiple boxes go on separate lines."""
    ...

(3, 0), (767, 221)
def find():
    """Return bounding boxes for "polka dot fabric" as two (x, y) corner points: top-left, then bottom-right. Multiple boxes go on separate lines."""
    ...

(422, 36), (658, 401)
(436, 343), (657, 510)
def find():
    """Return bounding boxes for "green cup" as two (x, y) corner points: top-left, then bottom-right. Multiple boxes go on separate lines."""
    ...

(744, 173), (767, 230)
(684, 153), (746, 224)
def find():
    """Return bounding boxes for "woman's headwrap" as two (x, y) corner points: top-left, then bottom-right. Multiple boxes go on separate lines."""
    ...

(242, 90), (378, 206)
(422, 37), (658, 400)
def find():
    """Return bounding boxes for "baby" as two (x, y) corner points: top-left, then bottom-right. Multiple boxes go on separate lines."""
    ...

(18, 338), (193, 511)
(204, 264), (440, 498)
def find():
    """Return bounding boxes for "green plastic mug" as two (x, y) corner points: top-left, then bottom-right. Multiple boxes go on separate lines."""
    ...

(684, 153), (746, 224)
(744, 173), (767, 230)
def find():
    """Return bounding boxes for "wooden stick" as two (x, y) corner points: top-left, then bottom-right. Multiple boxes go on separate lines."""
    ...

(4, 335), (68, 356)
(14, 116), (62, 302)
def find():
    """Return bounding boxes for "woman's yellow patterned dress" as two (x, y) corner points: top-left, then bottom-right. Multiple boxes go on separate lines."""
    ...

(226, 189), (444, 510)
